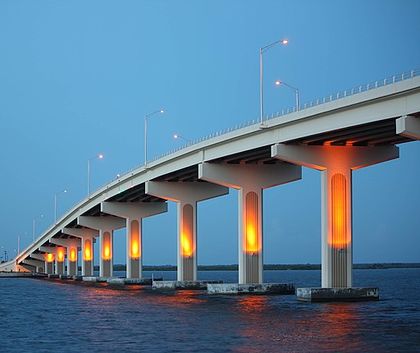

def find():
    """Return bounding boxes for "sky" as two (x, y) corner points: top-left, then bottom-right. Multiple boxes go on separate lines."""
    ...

(0, 0), (419, 265)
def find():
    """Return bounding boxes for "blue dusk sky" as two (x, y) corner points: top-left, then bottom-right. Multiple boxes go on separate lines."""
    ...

(0, 0), (419, 265)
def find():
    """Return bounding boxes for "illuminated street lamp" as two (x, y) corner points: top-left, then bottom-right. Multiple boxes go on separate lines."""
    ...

(144, 109), (164, 166)
(259, 38), (288, 125)
(87, 153), (104, 196)
(274, 80), (300, 111)
(54, 189), (68, 223)
(173, 133), (191, 144)
(32, 214), (44, 241)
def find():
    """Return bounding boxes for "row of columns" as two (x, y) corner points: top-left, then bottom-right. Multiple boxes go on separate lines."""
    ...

(29, 115), (419, 287)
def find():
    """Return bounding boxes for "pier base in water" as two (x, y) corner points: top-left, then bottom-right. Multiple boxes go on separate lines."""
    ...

(296, 287), (379, 302)
(207, 283), (295, 295)
(153, 280), (223, 290)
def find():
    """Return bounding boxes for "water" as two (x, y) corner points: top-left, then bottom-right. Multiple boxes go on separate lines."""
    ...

(1, 269), (419, 353)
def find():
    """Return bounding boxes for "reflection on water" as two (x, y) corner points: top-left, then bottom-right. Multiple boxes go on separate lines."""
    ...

(0, 269), (419, 353)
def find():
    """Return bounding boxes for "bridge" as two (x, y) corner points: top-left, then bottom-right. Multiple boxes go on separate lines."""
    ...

(2, 71), (419, 299)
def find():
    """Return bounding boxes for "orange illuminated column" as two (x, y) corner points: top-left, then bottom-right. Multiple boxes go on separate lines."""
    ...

(67, 246), (78, 276)
(179, 203), (196, 281)
(55, 247), (66, 275)
(323, 168), (352, 288)
(127, 219), (142, 279)
(44, 253), (54, 274)
(240, 188), (263, 284)
(82, 237), (94, 277)
(100, 230), (113, 277)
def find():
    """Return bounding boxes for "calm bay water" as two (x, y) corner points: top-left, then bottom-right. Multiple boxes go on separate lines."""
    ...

(1, 269), (419, 353)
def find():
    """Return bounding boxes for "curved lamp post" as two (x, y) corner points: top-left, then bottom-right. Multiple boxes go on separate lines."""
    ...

(274, 80), (300, 112)
(144, 109), (164, 166)
(259, 38), (288, 125)
(87, 153), (104, 196)
(54, 189), (68, 223)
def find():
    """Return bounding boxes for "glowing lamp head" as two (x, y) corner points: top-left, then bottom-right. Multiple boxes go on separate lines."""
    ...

(173, 133), (179, 139)
(160, 109), (164, 114)
(275, 80), (282, 86)
(98, 153), (104, 160)
(281, 39), (288, 45)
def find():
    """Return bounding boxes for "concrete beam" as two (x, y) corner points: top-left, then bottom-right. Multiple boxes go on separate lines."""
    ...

(62, 227), (98, 239)
(101, 201), (168, 219)
(198, 162), (301, 190)
(50, 237), (81, 248)
(77, 216), (125, 231)
(22, 259), (44, 269)
(30, 253), (46, 261)
(396, 115), (420, 140)
(271, 144), (399, 170)
(146, 181), (229, 203)
(39, 246), (57, 254)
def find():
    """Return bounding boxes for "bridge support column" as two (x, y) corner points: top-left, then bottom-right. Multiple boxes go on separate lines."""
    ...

(272, 144), (399, 288)
(62, 228), (98, 277)
(24, 257), (45, 273)
(55, 247), (66, 275)
(199, 162), (301, 284)
(50, 238), (81, 276)
(39, 247), (57, 275)
(77, 216), (125, 278)
(101, 202), (167, 279)
(146, 181), (229, 281)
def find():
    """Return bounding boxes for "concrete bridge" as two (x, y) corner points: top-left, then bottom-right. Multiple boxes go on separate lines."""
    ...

(2, 71), (419, 299)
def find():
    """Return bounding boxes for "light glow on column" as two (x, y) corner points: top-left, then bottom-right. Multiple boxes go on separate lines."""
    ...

(102, 231), (112, 260)
(330, 173), (348, 248)
(245, 191), (260, 253)
(45, 253), (54, 263)
(57, 248), (65, 262)
(69, 247), (77, 262)
(181, 204), (194, 257)
(130, 220), (140, 259)
(84, 239), (92, 261)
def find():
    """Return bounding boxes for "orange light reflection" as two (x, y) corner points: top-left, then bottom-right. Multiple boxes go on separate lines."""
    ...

(84, 239), (92, 261)
(330, 173), (349, 248)
(181, 232), (193, 257)
(46, 253), (54, 263)
(69, 247), (77, 262)
(57, 248), (65, 262)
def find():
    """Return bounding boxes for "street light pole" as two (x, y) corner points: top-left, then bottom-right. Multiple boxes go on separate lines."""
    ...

(32, 214), (44, 241)
(173, 133), (191, 144)
(144, 109), (164, 166)
(54, 189), (68, 223)
(275, 80), (300, 111)
(87, 154), (104, 196)
(259, 38), (288, 125)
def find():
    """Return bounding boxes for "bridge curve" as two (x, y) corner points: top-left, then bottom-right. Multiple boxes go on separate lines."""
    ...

(2, 72), (420, 289)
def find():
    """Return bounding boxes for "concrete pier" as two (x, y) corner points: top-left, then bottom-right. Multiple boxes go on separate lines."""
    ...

(107, 278), (156, 286)
(296, 287), (379, 302)
(207, 283), (295, 295)
(152, 280), (223, 290)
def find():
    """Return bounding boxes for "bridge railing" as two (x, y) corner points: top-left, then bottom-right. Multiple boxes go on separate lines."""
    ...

(147, 68), (419, 163)
(78, 68), (420, 210)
